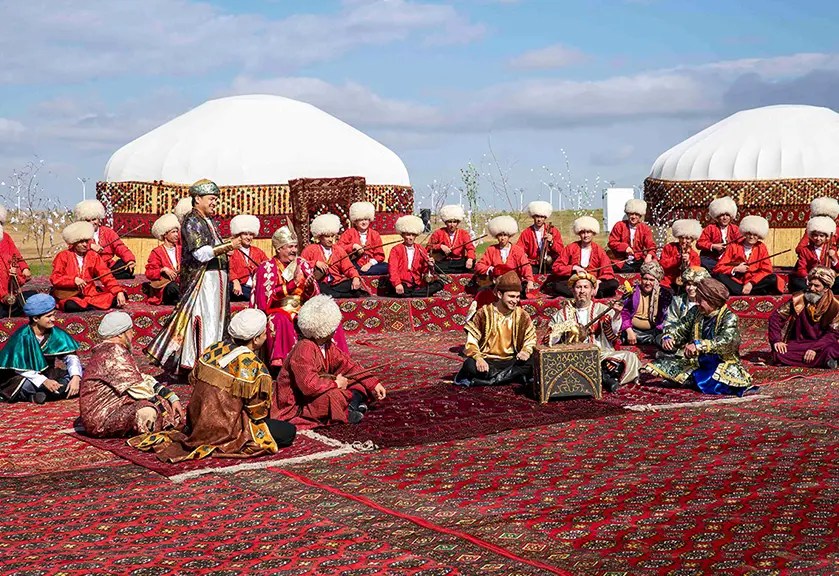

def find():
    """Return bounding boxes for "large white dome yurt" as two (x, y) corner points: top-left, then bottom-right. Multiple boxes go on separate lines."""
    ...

(645, 105), (839, 266)
(97, 94), (414, 271)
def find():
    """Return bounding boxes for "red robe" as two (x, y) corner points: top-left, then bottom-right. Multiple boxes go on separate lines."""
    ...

(50, 250), (124, 310)
(272, 339), (379, 428)
(144, 244), (181, 305)
(714, 241), (772, 286)
(517, 224), (564, 266)
(796, 230), (837, 256)
(336, 227), (385, 267)
(475, 244), (533, 283)
(300, 243), (359, 285)
(229, 245), (268, 284)
(697, 223), (741, 260)
(388, 243), (433, 288)
(90, 225), (135, 267)
(659, 242), (701, 289)
(794, 243), (839, 279)
(552, 241), (614, 280)
(607, 221), (656, 260)
(428, 228), (476, 260)
(0, 232), (29, 301)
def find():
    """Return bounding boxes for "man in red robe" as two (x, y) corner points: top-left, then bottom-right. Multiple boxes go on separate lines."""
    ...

(50, 222), (127, 312)
(428, 204), (476, 274)
(0, 205), (35, 317)
(74, 200), (136, 279)
(796, 197), (839, 256)
(697, 196), (741, 272)
(274, 295), (386, 428)
(228, 214), (268, 302)
(389, 215), (444, 297)
(769, 266), (839, 368)
(517, 201), (563, 276)
(301, 213), (367, 298)
(145, 213), (181, 305)
(791, 216), (839, 294)
(552, 215), (616, 298)
(475, 215), (535, 296)
(337, 202), (388, 276)
(714, 215), (779, 296)
(659, 219), (702, 291)
(607, 198), (656, 273)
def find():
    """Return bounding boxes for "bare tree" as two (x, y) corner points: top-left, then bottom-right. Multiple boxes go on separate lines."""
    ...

(644, 183), (680, 256)
(541, 149), (614, 219)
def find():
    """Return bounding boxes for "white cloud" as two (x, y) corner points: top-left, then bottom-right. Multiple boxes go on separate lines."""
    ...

(509, 43), (590, 70)
(0, 119), (26, 141)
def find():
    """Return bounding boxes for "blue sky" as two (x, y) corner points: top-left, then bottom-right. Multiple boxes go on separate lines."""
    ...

(1, 0), (839, 210)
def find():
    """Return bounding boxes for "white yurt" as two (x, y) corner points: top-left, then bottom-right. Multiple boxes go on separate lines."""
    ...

(645, 105), (839, 266)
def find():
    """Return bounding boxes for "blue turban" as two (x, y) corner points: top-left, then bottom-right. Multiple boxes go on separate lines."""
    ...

(23, 294), (56, 317)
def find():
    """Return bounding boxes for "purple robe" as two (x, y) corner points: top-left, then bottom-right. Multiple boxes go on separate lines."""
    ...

(620, 285), (672, 332)
(768, 292), (839, 367)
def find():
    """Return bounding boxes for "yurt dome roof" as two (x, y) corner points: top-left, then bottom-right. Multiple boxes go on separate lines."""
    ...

(650, 105), (839, 181)
(104, 94), (410, 186)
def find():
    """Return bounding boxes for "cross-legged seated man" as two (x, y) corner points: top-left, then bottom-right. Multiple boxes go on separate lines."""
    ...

(697, 197), (741, 272)
(0, 294), (81, 404)
(337, 202), (388, 276)
(274, 295), (387, 427)
(145, 213), (182, 305)
(428, 204), (475, 274)
(80, 311), (184, 437)
(301, 213), (367, 298)
(789, 216), (839, 294)
(713, 215), (779, 296)
(552, 216), (617, 298)
(621, 261), (672, 347)
(517, 201), (563, 276)
(647, 278), (756, 396)
(388, 215), (444, 297)
(455, 271), (537, 387)
(769, 266), (839, 368)
(74, 199), (136, 279)
(607, 198), (656, 273)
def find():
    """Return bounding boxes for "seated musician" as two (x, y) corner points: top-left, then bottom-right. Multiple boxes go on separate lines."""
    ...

(647, 278), (755, 396)
(133, 309), (297, 462)
(658, 219), (701, 291)
(713, 215), (779, 296)
(547, 272), (639, 392)
(50, 222), (127, 312)
(454, 271), (537, 387)
(228, 214), (268, 302)
(337, 202), (388, 276)
(74, 199), (136, 279)
(145, 213), (181, 305)
(475, 215), (535, 295)
(388, 215), (445, 297)
(174, 196), (193, 225)
(769, 266), (839, 369)
(552, 216), (617, 298)
(274, 295), (387, 426)
(662, 266), (710, 332)
(517, 201), (563, 276)
(301, 213), (366, 298)
(790, 216), (839, 294)
(80, 311), (184, 438)
(607, 199), (656, 273)
(797, 197), (839, 256)
(697, 196), (741, 272)
(620, 261), (672, 346)
(0, 204), (35, 317)
(428, 204), (475, 274)
(0, 294), (81, 404)
(251, 225), (349, 370)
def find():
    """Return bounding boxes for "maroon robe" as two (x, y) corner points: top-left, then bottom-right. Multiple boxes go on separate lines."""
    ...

(768, 292), (839, 367)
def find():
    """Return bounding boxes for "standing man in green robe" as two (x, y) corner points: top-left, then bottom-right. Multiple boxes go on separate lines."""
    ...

(0, 294), (82, 404)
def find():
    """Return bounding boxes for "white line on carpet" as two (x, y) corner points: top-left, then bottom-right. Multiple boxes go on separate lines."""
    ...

(624, 394), (769, 412)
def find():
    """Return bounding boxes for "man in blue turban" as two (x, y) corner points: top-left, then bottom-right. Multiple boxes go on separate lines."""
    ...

(0, 294), (82, 404)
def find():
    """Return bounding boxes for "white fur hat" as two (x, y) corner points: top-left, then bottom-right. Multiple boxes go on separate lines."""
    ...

(526, 201), (553, 218)
(62, 221), (94, 245)
(487, 215), (519, 237)
(807, 216), (837, 237)
(174, 197), (193, 222)
(573, 216), (600, 235)
(671, 219), (702, 239)
(349, 202), (375, 222)
(297, 295), (342, 340)
(0, 205), (7, 224)
(230, 214), (260, 236)
(810, 197), (839, 219)
(624, 199), (647, 216)
(709, 196), (737, 220)
(310, 213), (342, 237)
(395, 215), (425, 235)
(228, 308), (268, 341)
(739, 215), (769, 239)
(439, 204), (465, 223)
(74, 199), (106, 222)
(151, 214), (180, 241)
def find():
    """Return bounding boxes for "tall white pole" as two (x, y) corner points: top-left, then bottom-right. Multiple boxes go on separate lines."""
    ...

(77, 177), (88, 201)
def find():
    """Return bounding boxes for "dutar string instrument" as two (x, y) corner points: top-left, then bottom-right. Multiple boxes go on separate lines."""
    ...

(431, 233), (487, 263)
(312, 238), (403, 282)
(52, 262), (132, 301)
(551, 281), (634, 345)
(536, 224), (557, 275)
(729, 248), (791, 276)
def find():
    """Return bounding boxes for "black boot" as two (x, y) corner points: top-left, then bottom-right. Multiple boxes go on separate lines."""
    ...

(601, 360), (624, 393)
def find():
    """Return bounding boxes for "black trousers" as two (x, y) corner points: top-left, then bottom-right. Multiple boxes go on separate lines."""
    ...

(229, 282), (253, 302)
(110, 258), (134, 280)
(700, 254), (721, 273)
(455, 356), (534, 386)
(622, 326), (661, 346)
(265, 419), (296, 448)
(435, 258), (471, 274)
(1, 290), (38, 318)
(789, 275), (839, 295)
(553, 277), (618, 299)
(714, 273), (779, 296)
(161, 282), (181, 305)
(0, 366), (70, 403)
(319, 279), (368, 299)
(391, 281), (445, 298)
(613, 259), (643, 273)
(64, 295), (120, 313)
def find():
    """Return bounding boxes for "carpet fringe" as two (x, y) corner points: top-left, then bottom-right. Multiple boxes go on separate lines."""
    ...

(299, 429), (351, 448)
(624, 394), (769, 412)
